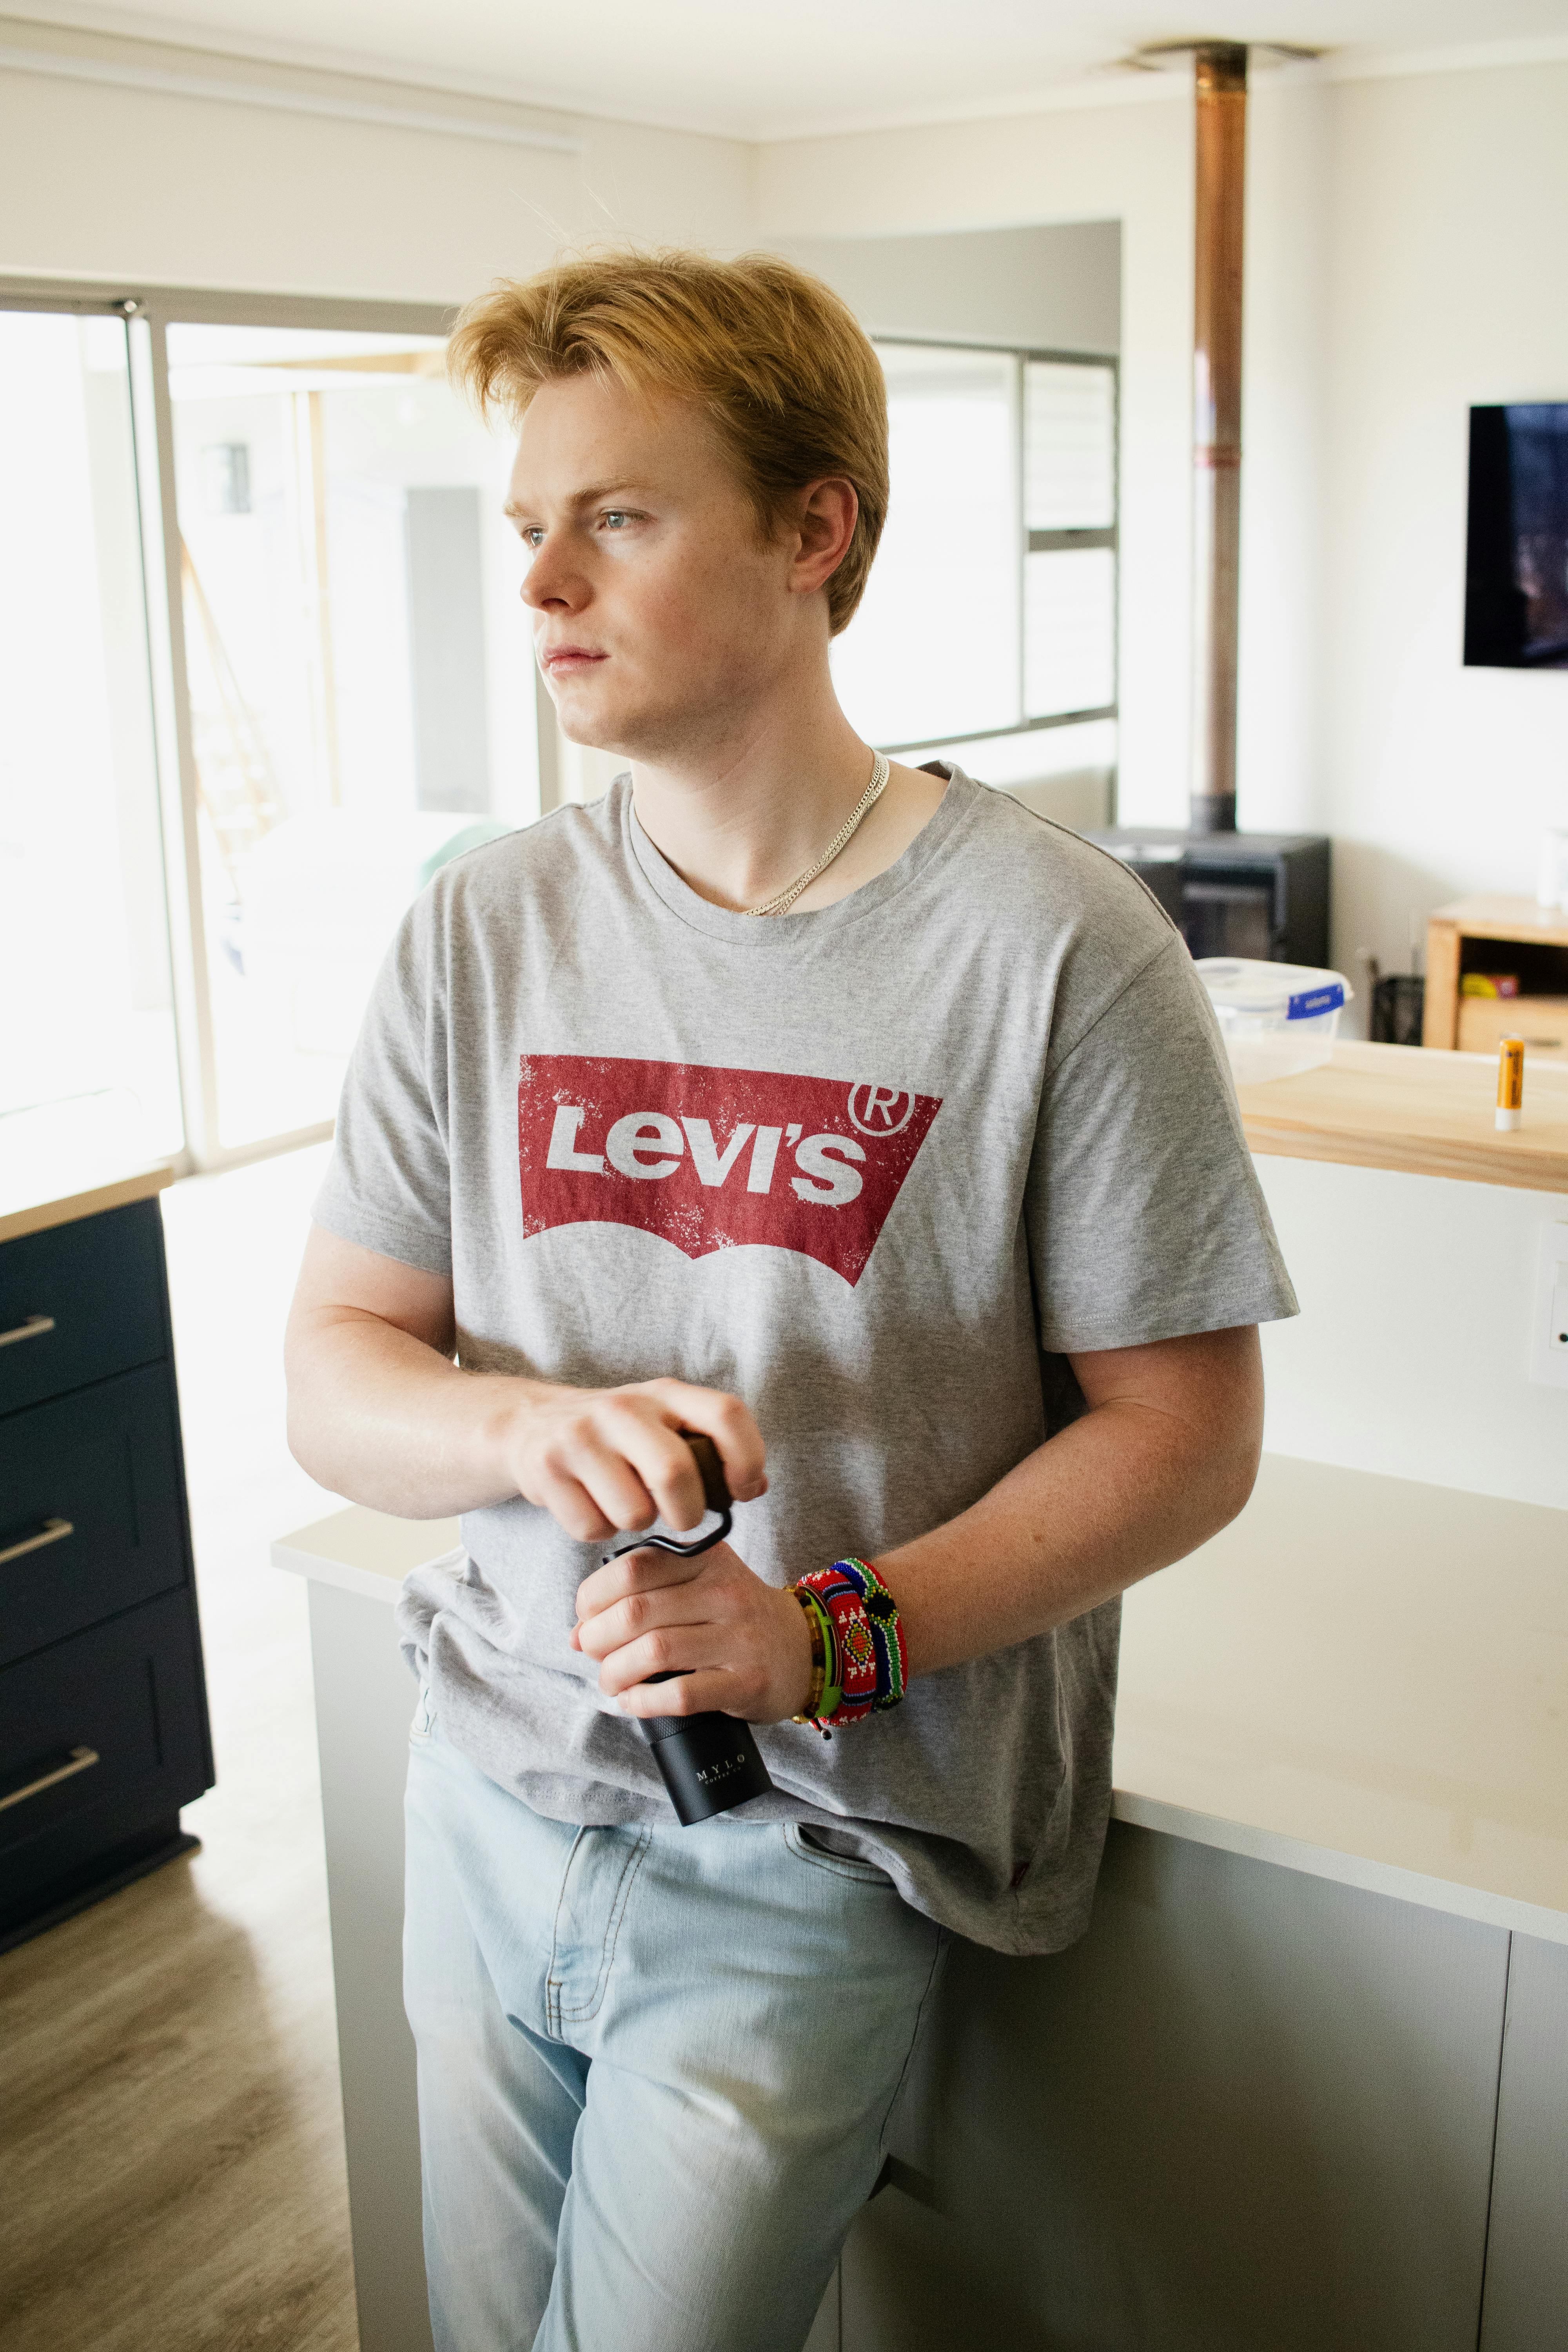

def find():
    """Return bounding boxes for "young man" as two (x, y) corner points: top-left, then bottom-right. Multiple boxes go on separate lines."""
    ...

(285, 250), (1296, 2352)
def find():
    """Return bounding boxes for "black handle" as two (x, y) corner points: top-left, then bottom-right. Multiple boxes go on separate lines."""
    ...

(601, 1431), (775, 1826)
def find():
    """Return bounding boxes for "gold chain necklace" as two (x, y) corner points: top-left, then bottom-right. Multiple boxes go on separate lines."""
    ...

(743, 751), (891, 918)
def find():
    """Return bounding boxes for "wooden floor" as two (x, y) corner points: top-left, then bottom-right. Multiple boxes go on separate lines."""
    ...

(0, 1146), (359, 2352)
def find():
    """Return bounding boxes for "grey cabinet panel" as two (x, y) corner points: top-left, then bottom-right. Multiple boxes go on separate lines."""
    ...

(844, 1822), (1510, 2352)
(803, 2275), (840, 2351)
(1480, 1934), (1568, 2352)
(309, 1580), (434, 2352)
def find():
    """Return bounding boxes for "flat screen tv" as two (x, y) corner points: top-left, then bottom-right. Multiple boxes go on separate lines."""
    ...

(1465, 403), (1568, 668)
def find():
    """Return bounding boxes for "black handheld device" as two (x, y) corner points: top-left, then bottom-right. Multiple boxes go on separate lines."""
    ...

(602, 1432), (776, 1826)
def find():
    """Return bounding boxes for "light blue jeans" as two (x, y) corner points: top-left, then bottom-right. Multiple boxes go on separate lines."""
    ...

(404, 1711), (947, 2352)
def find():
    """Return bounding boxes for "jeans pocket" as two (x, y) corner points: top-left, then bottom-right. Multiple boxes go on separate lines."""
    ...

(785, 1820), (896, 1886)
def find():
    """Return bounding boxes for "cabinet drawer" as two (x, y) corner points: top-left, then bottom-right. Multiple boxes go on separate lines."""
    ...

(0, 1590), (211, 1927)
(1456, 994), (1568, 1062)
(0, 1198), (169, 1419)
(0, 1363), (190, 1668)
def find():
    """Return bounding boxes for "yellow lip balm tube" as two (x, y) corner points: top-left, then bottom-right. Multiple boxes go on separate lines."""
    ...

(1496, 1037), (1525, 1131)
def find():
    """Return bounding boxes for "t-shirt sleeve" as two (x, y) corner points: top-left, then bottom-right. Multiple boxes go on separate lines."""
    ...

(1027, 933), (1298, 1354)
(310, 895), (453, 1277)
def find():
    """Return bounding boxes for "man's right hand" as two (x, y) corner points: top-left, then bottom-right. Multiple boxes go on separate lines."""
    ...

(285, 1223), (766, 1530)
(492, 1378), (767, 1544)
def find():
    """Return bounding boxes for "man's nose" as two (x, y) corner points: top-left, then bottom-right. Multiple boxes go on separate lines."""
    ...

(521, 538), (583, 613)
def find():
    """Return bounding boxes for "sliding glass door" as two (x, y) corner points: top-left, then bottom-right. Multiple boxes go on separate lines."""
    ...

(0, 307), (183, 1185)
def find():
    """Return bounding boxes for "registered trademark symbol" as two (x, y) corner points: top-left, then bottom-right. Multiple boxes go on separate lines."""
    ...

(847, 1083), (915, 1137)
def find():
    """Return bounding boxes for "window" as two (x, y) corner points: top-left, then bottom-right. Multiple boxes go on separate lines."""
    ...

(164, 322), (536, 1151)
(1, 285), (541, 1174)
(831, 340), (1118, 764)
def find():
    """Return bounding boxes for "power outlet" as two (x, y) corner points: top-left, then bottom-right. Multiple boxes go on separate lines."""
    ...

(1528, 1221), (1568, 1390)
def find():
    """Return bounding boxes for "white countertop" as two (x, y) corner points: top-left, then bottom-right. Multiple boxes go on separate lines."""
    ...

(1113, 1453), (1568, 1945)
(274, 1504), (464, 1602)
(274, 1453), (1568, 1945)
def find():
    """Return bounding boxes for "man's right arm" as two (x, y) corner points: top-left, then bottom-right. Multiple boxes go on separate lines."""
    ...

(283, 1225), (767, 1535)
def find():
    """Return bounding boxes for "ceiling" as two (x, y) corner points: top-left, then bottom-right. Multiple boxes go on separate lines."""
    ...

(16, 0), (1568, 138)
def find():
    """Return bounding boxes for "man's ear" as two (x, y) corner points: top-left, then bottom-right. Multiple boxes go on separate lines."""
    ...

(788, 477), (858, 599)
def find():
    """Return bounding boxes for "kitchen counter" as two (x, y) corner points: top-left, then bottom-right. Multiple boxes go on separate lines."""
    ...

(1236, 1037), (1568, 1192)
(276, 1463), (1568, 2352)
(1114, 1452), (1568, 1943)
(0, 1095), (176, 1244)
(275, 1455), (1568, 1944)
(0, 1163), (174, 1247)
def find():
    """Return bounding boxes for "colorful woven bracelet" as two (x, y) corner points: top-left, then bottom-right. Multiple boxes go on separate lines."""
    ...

(794, 1557), (907, 1732)
(789, 1584), (834, 1723)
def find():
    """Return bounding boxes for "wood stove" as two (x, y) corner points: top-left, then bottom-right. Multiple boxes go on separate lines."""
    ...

(1088, 825), (1330, 967)
(1099, 38), (1329, 968)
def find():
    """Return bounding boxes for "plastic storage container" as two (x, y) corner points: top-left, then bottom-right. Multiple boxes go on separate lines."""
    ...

(1196, 958), (1353, 1086)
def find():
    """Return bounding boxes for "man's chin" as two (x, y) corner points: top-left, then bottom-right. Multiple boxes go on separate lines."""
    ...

(550, 681), (624, 752)
(554, 695), (672, 765)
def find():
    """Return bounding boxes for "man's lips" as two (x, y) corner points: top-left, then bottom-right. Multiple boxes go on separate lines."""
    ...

(541, 645), (608, 674)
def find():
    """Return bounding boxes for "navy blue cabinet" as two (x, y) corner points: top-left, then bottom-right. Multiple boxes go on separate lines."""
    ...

(0, 1194), (212, 1949)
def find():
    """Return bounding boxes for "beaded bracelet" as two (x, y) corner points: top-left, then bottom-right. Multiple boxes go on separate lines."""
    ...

(791, 1557), (907, 1734)
(789, 1585), (835, 1722)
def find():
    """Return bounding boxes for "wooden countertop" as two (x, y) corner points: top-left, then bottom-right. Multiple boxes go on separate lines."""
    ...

(1237, 1038), (1568, 1192)
(274, 1455), (1568, 1941)
(0, 1163), (176, 1246)
(0, 1095), (178, 1243)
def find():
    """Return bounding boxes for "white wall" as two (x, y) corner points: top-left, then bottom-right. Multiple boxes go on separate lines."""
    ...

(0, 17), (753, 301)
(755, 91), (1196, 831)
(768, 220), (1121, 353)
(1320, 60), (1568, 985)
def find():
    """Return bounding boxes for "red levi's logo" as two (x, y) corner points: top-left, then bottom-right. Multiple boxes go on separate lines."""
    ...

(518, 1054), (941, 1287)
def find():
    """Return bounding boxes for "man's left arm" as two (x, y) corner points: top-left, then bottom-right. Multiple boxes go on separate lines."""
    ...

(873, 1321), (1261, 1677)
(573, 1322), (1263, 1720)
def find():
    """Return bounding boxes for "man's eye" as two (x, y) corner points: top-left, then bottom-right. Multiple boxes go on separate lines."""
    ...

(523, 527), (544, 551)
(601, 510), (631, 530)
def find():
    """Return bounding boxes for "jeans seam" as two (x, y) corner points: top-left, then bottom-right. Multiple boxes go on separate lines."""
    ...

(556, 1828), (652, 2025)
(876, 1925), (949, 2153)
(544, 1826), (591, 2041)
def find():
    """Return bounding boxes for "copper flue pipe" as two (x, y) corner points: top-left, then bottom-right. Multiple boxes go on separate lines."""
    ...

(1189, 42), (1248, 834)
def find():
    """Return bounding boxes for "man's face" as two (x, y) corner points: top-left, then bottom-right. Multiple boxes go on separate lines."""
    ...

(507, 373), (809, 761)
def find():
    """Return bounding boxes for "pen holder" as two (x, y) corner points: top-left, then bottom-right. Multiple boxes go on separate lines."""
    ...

(603, 1433), (775, 1826)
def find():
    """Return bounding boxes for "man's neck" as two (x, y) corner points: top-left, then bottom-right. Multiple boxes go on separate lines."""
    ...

(622, 681), (947, 918)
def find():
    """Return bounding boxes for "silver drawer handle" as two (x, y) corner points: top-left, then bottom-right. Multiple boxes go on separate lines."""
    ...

(0, 1313), (55, 1350)
(0, 1744), (100, 1814)
(0, 1515), (74, 1568)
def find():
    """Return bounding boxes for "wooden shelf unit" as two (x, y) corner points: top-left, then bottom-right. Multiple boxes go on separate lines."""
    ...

(1424, 895), (1568, 1061)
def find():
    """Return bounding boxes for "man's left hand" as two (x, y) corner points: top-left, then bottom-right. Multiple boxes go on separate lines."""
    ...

(572, 1540), (813, 1723)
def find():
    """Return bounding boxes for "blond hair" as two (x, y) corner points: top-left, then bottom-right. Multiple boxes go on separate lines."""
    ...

(448, 247), (888, 633)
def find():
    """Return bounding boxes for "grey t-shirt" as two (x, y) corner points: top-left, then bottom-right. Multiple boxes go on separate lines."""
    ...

(312, 765), (1296, 1955)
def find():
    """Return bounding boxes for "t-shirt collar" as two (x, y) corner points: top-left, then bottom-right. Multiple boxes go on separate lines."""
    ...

(622, 760), (976, 944)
